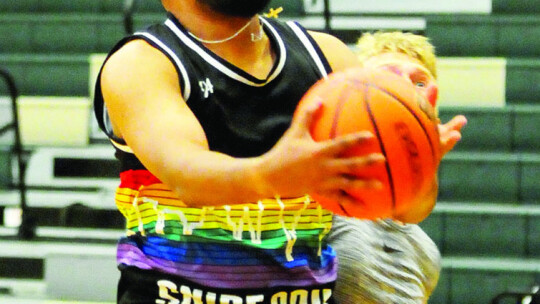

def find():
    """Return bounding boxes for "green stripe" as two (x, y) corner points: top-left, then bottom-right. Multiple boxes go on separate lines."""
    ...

(130, 224), (327, 248)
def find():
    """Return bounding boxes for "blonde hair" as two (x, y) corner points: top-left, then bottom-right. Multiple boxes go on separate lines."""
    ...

(356, 31), (437, 78)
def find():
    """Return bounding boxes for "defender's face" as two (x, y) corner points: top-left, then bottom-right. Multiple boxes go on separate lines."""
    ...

(196, 0), (272, 17)
(363, 52), (438, 107)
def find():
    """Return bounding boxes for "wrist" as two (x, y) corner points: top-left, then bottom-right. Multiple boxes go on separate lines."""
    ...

(246, 156), (276, 199)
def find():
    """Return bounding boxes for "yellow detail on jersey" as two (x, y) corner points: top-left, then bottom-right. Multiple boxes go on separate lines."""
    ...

(265, 7), (283, 19)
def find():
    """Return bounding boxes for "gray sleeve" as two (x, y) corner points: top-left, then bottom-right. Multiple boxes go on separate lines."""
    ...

(327, 215), (441, 304)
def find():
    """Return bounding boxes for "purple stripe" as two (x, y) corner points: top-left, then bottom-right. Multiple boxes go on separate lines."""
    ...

(117, 244), (337, 289)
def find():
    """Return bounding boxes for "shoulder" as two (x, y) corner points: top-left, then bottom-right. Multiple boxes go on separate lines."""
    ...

(102, 39), (178, 89)
(307, 31), (360, 72)
(105, 39), (168, 70)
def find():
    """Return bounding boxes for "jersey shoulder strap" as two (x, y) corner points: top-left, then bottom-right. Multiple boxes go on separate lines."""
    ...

(264, 18), (332, 78)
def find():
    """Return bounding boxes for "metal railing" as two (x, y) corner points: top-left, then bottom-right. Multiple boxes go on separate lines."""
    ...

(123, 0), (138, 35)
(491, 286), (540, 304)
(0, 68), (34, 239)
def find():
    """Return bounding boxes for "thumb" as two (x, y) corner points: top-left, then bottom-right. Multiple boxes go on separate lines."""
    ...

(292, 98), (324, 136)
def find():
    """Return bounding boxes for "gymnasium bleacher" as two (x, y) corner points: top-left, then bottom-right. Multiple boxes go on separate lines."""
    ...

(0, 0), (539, 303)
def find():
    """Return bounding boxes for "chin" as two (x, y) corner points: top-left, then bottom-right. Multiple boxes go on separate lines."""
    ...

(197, 0), (271, 18)
(394, 197), (436, 224)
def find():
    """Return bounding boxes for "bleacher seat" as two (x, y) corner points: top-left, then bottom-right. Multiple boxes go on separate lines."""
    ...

(303, 0), (491, 15)
(514, 105), (540, 152)
(426, 15), (540, 57)
(439, 107), (512, 152)
(421, 202), (540, 258)
(0, 54), (88, 96)
(0, 14), (125, 54)
(492, 0), (540, 14)
(0, 0), (164, 14)
(438, 105), (540, 153)
(438, 152), (521, 202)
(506, 58), (540, 104)
(434, 257), (540, 304)
(522, 154), (540, 203)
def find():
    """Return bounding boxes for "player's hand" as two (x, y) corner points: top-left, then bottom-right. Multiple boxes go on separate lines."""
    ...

(256, 101), (385, 202)
(438, 115), (467, 156)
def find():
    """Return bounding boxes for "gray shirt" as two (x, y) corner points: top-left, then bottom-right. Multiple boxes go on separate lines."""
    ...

(327, 215), (441, 304)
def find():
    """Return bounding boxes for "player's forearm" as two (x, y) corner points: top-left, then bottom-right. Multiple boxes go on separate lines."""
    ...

(144, 146), (274, 207)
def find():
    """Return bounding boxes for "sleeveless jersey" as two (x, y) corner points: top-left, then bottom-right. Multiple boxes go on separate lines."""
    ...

(93, 13), (338, 299)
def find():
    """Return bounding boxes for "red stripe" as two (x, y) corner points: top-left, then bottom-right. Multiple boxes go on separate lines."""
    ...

(119, 169), (162, 188)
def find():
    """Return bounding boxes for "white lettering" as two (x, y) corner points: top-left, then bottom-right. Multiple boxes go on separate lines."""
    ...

(156, 282), (331, 304)
(157, 280), (180, 304)
(220, 294), (243, 304)
(290, 289), (308, 304)
(180, 285), (204, 304)
(199, 78), (214, 98)
(310, 289), (320, 304)
(322, 289), (332, 304)
(206, 292), (217, 304)
(271, 291), (288, 304)
(246, 294), (264, 304)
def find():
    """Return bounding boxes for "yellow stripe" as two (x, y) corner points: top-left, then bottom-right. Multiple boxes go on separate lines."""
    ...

(115, 185), (334, 233)
(125, 213), (333, 230)
(118, 200), (331, 219)
(116, 186), (324, 211)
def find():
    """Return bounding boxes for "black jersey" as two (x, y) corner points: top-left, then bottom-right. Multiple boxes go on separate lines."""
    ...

(94, 13), (332, 163)
(93, 14), (339, 303)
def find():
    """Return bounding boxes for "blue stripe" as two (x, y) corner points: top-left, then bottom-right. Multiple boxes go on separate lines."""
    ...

(121, 236), (336, 269)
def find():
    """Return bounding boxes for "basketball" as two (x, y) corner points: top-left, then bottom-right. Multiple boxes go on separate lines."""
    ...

(296, 67), (441, 221)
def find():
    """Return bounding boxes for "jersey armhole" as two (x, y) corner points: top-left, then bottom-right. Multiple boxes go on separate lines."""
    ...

(131, 32), (191, 102)
(94, 32), (192, 152)
(285, 21), (333, 78)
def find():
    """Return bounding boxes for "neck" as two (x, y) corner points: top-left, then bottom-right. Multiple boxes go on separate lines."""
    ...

(167, 0), (261, 45)
(166, 0), (275, 79)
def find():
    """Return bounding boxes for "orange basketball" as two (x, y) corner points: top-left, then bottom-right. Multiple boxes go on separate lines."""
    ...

(296, 67), (441, 220)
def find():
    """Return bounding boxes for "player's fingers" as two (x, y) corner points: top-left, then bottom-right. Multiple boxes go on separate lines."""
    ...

(440, 130), (462, 156)
(321, 175), (383, 191)
(319, 131), (375, 155)
(439, 115), (467, 155)
(328, 153), (385, 173)
(316, 189), (369, 210)
(441, 115), (467, 133)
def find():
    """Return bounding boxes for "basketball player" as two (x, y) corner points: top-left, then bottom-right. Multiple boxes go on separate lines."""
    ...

(327, 31), (467, 304)
(94, 0), (465, 302)
(95, 1), (385, 303)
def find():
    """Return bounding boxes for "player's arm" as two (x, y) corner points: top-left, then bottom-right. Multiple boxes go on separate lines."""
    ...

(101, 39), (380, 207)
(101, 40), (254, 207)
(308, 30), (361, 72)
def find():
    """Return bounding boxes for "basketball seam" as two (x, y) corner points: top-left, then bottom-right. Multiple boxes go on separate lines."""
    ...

(362, 82), (397, 212)
(366, 83), (438, 166)
(328, 82), (358, 218)
(329, 82), (354, 140)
